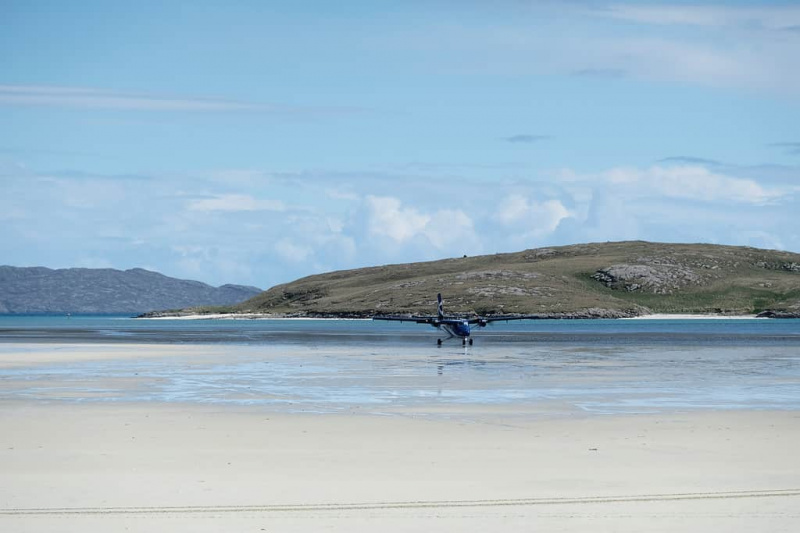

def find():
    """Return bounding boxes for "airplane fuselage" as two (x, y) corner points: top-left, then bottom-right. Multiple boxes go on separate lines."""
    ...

(437, 320), (471, 338)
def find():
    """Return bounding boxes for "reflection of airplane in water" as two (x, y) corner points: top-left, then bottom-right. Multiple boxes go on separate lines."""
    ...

(373, 293), (532, 345)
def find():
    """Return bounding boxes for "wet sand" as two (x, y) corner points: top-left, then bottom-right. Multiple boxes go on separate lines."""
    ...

(1, 344), (799, 531)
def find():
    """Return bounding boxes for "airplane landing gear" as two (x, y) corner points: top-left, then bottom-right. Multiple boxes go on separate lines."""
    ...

(437, 338), (442, 346)
(462, 338), (466, 346)
(469, 338), (473, 345)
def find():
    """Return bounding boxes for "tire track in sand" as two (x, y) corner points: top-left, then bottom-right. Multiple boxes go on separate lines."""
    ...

(2, 488), (800, 516)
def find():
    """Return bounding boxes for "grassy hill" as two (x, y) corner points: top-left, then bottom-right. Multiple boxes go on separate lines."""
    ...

(177, 241), (800, 318)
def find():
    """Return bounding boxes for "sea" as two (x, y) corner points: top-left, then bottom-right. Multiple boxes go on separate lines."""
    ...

(1, 315), (799, 416)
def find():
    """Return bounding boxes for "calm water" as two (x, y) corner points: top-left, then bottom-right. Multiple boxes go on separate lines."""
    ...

(0, 314), (798, 345)
(1, 315), (799, 416)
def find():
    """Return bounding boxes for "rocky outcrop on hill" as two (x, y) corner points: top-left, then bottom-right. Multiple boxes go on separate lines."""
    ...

(0, 266), (262, 314)
(756, 261), (800, 272)
(756, 310), (800, 318)
(592, 264), (703, 294)
(756, 298), (800, 318)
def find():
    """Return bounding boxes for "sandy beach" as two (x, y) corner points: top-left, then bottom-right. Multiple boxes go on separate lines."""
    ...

(1, 343), (798, 531)
(623, 313), (761, 320)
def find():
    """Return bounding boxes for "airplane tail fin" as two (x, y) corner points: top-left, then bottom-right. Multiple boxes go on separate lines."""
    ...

(437, 293), (444, 320)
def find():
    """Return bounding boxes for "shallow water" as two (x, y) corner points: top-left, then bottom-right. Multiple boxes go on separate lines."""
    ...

(1, 317), (799, 416)
(0, 314), (798, 345)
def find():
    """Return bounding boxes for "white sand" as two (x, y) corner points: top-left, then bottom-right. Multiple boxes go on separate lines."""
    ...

(0, 343), (206, 368)
(0, 344), (798, 531)
(1, 404), (798, 532)
(624, 313), (760, 320)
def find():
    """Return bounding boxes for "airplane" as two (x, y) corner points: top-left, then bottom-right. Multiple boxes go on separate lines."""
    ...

(372, 293), (533, 345)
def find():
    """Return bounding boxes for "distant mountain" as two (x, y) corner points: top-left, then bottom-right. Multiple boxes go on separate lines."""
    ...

(0, 266), (262, 314)
(209, 241), (800, 318)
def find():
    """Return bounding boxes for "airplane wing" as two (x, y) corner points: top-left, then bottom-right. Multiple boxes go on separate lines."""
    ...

(372, 315), (439, 325)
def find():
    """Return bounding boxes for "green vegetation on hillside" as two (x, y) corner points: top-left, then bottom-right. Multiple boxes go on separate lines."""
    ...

(190, 241), (800, 318)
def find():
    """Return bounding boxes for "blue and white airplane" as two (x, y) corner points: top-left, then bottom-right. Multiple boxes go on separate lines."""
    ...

(373, 293), (532, 345)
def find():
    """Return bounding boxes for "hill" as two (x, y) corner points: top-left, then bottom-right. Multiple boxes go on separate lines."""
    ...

(0, 266), (262, 314)
(220, 241), (800, 318)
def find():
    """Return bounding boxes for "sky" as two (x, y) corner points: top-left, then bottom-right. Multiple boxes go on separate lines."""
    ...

(1, 0), (799, 288)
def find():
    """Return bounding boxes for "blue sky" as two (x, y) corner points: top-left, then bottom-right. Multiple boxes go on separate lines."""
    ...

(1, 1), (799, 288)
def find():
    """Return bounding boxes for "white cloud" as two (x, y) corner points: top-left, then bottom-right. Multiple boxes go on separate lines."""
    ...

(275, 239), (314, 263)
(207, 169), (271, 186)
(4, 162), (800, 290)
(187, 194), (286, 212)
(0, 85), (266, 112)
(496, 195), (530, 225)
(326, 217), (345, 233)
(364, 195), (477, 252)
(366, 195), (431, 243)
(326, 188), (361, 201)
(611, 39), (745, 87)
(602, 4), (800, 30)
(648, 166), (778, 204)
(604, 167), (640, 185)
(425, 209), (475, 249)
(399, 5), (800, 95)
(0, 85), (361, 116)
(557, 164), (795, 206)
(597, 165), (790, 205)
(496, 194), (572, 236)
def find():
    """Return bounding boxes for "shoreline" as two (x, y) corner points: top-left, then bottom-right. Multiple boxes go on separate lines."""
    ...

(139, 313), (373, 320)
(139, 312), (769, 320)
